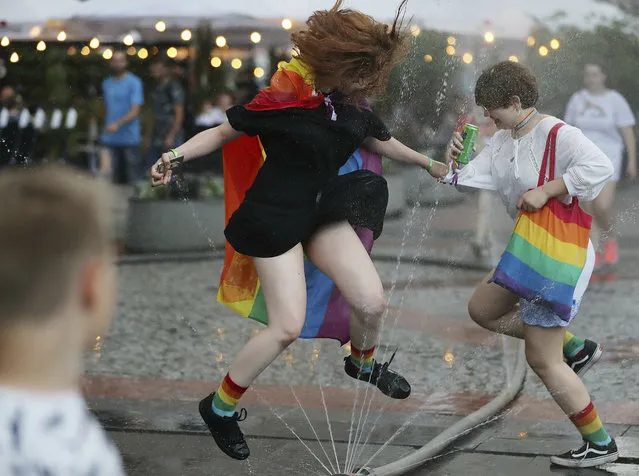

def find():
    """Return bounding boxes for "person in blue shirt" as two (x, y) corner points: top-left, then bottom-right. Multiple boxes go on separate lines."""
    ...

(101, 51), (144, 185)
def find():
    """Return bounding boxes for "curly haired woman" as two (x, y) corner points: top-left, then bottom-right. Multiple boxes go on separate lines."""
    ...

(151, 0), (447, 460)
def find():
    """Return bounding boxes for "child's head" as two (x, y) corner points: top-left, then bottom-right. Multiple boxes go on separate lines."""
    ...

(291, 0), (410, 99)
(0, 164), (116, 347)
(474, 61), (539, 130)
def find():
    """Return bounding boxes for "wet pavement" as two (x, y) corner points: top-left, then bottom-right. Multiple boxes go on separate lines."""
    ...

(92, 178), (639, 475)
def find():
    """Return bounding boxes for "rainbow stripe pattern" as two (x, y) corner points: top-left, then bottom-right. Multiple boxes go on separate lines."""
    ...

(570, 402), (612, 445)
(490, 123), (592, 321)
(212, 374), (248, 417)
(350, 345), (375, 372)
(216, 59), (382, 345)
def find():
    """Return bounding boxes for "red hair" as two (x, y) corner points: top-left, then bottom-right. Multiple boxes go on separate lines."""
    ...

(291, 0), (410, 98)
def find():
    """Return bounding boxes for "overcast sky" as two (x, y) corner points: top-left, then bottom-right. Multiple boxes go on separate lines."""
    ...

(3, 0), (622, 38)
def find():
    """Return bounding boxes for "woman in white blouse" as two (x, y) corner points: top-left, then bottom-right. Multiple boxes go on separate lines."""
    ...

(564, 63), (636, 268)
(446, 61), (616, 468)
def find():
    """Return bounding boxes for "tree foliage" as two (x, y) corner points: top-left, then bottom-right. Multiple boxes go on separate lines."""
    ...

(525, 19), (639, 117)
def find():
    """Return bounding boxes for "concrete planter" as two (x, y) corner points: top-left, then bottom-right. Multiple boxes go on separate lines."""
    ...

(124, 198), (226, 253)
(385, 173), (405, 218)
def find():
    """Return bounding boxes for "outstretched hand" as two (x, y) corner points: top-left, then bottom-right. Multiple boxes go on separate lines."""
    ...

(426, 159), (450, 179)
(150, 152), (174, 187)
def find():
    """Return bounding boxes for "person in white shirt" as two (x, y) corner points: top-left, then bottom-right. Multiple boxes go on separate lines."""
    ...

(564, 63), (637, 267)
(446, 61), (616, 468)
(0, 165), (124, 475)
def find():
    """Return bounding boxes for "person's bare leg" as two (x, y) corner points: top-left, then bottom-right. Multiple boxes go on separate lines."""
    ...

(203, 244), (307, 460)
(304, 222), (386, 353)
(468, 270), (523, 338)
(525, 323), (616, 468)
(304, 222), (410, 398)
(226, 244), (307, 387)
(524, 324), (590, 414)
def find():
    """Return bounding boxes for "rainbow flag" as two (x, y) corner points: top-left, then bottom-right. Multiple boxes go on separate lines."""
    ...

(216, 60), (383, 345)
(490, 123), (592, 320)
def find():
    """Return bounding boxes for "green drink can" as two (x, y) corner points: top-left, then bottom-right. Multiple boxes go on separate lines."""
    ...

(457, 123), (479, 167)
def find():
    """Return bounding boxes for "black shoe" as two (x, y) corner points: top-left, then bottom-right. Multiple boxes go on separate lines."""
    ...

(566, 339), (603, 377)
(550, 439), (618, 468)
(344, 350), (411, 400)
(199, 393), (250, 460)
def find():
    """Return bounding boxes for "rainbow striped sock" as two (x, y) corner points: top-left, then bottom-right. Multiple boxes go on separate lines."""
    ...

(570, 402), (612, 446)
(563, 331), (585, 358)
(212, 374), (248, 418)
(350, 345), (375, 374)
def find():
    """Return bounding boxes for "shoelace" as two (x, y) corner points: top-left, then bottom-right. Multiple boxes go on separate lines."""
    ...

(225, 408), (248, 444)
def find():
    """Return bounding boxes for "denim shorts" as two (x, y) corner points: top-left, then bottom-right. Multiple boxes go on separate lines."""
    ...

(519, 241), (596, 328)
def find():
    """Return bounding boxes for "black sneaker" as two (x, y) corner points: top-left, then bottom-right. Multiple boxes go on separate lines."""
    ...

(199, 393), (250, 460)
(550, 439), (618, 468)
(344, 350), (411, 400)
(566, 339), (603, 377)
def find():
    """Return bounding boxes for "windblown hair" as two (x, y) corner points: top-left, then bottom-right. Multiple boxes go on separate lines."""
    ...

(291, 0), (410, 98)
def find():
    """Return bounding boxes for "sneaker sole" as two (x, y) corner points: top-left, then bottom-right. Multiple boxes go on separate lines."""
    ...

(198, 401), (250, 461)
(550, 451), (618, 468)
(576, 344), (603, 377)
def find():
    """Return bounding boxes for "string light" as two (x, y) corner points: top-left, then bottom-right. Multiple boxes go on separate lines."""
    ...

(446, 45), (456, 56)
(67, 46), (77, 56)
(424, 54), (433, 63)
(57, 31), (67, 42)
(527, 36), (536, 46)
(138, 48), (148, 59)
(484, 32), (495, 43)
(127, 46), (137, 56)
(167, 47), (178, 58)
(81, 46), (91, 56)
(538, 46), (549, 57)
(462, 53), (473, 64)
(89, 37), (100, 49)
(0, 36), (9, 47)
(210, 56), (222, 68)
(181, 29), (192, 41)
(253, 67), (265, 78)
(36, 41), (47, 52)
(550, 38), (560, 50)
(447, 36), (456, 46)
(123, 34), (134, 46)
(9, 52), (19, 63)
(155, 21), (166, 32)
(250, 32), (262, 44)
(282, 18), (293, 30)
(102, 48), (113, 60)
(508, 55), (519, 62)
(30, 26), (42, 37)
(231, 58), (242, 69)
(410, 25), (421, 37)
(215, 36), (227, 48)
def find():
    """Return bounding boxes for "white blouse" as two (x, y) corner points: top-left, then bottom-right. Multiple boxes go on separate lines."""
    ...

(449, 116), (614, 219)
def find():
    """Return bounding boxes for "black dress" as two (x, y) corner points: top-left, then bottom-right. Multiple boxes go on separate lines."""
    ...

(224, 101), (391, 258)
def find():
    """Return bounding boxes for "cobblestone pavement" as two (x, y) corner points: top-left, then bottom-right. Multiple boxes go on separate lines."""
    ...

(93, 179), (639, 475)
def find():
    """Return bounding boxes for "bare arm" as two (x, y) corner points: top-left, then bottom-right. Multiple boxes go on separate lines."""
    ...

(363, 137), (448, 178)
(620, 125), (637, 179)
(151, 122), (243, 186)
(175, 122), (243, 162)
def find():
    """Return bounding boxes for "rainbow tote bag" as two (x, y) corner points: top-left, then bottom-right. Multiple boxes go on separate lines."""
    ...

(489, 122), (592, 321)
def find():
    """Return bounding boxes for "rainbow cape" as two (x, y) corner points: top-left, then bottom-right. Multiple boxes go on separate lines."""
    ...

(216, 59), (383, 345)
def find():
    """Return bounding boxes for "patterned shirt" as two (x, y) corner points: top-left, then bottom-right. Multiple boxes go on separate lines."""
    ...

(0, 387), (125, 475)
